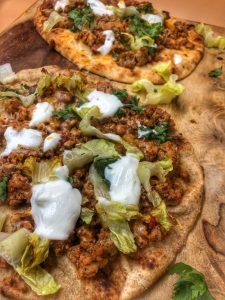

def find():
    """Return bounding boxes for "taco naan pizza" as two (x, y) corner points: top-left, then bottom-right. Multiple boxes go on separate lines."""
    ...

(34, 0), (204, 84)
(0, 66), (203, 300)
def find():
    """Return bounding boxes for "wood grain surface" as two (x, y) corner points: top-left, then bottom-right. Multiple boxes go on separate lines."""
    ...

(0, 2), (225, 300)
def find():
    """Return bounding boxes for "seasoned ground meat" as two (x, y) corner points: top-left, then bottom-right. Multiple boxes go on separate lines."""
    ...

(0, 257), (8, 269)
(7, 173), (32, 207)
(51, 240), (70, 256)
(68, 228), (118, 278)
(0, 273), (29, 298)
(118, 48), (150, 69)
(8, 210), (34, 232)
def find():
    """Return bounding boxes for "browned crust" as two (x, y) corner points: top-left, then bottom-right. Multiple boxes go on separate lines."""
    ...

(33, 6), (204, 84)
(0, 66), (203, 300)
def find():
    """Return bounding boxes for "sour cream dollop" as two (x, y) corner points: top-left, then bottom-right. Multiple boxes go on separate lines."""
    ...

(104, 154), (141, 205)
(142, 14), (163, 24)
(43, 133), (61, 152)
(54, 0), (69, 11)
(30, 102), (54, 127)
(1, 127), (42, 157)
(77, 90), (123, 118)
(97, 30), (115, 55)
(87, 0), (113, 16)
(31, 168), (82, 240)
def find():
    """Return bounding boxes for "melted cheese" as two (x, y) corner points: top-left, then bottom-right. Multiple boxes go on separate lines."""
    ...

(1, 127), (42, 157)
(173, 54), (183, 65)
(77, 90), (123, 118)
(97, 30), (115, 55)
(104, 154), (141, 205)
(87, 0), (113, 16)
(31, 179), (82, 240)
(30, 102), (54, 127)
(142, 14), (163, 24)
(54, 0), (69, 11)
(43, 133), (61, 152)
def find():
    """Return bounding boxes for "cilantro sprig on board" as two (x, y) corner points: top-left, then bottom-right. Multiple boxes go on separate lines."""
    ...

(208, 67), (223, 77)
(169, 263), (215, 300)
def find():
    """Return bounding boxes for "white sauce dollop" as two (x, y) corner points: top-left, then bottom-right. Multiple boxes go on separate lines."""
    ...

(142, 14), (163, 24)
(104, 154), (141, 205)
(77, 90), (123, 118)
(31, 172), (82, 240)
(30, 102), (54, 127)
(43, 133), (61, 152)
(1, 127), (42, 157)
(87, 0), (113, 16)
(55, 0), (69, 11)
(173, 54), (183, 65)
(97, 30), (115, 55)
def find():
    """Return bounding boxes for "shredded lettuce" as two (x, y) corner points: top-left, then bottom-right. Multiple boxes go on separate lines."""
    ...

(63, 139), (120, 173)
(138, 157), (173, 207)
(111, 6), (138, 17)
(0, 91), (35, 107)
(79, 106), (143, 159)
(81, 207), (95, 224)
(0, 228), (30, 266)
(22, 157), (62, 184)
(132, 75), (185, 105)
(43, 11), (65, 32)
(96, 201), (139, 254)
(121, 32), (154, 50)
(150, 201), (171, 231)
(196, 23), (225, 49)
(0, 212), (6, 232)
(21, 233), (50, 271)
(36, 73), (51, 96)
(16, 265), (61, 296)
(0, 176), (8, 203)
(152, 61), (172, 81)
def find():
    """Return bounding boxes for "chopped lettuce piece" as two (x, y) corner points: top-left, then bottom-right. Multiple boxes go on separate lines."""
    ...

(81, 207), (95, 224)
(36, 73), (51, 96)
(150, 201), (171, 231)
(152, 61), (172, 81)
(16, 265), (61, 296)
(112, 6), (138, 17)
(121, 32), (154, 50)
(0, 228), (30, 266)
(132, 75), (185, 105)
(22, 157), (62, 184)
(0, 212), (6, 232)
(196, 23), (225, 49)
(21, 233), (50, 271)
(138, 157), (173, 207)
(96, 201), (139, 254)
(79, 106), (144, 159)
(63, 139), (120, 173)
(0, 91), (35, 107)
(43, 11), (65, 32)
(0, 176), (8, 203)
(54, 74), (87, 99)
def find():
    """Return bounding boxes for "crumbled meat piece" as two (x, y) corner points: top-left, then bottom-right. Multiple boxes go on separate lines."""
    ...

(51, 240), (69, 256)
(67, 228), (118, 278)
(118, 48), (150, 69)
(8, 210), (34, 232)
(54, 90), (73, 103)
(0, 257), (8, 269)
(72, 168), (88, 189)
(0, 273), (29, 298)
(7, 173), (32, 207)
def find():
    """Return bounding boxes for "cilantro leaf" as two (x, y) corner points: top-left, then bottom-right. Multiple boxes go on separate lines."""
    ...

(169, 263), (215, 300)
(0, 176), (9, 202)
(68, 5), (94, 31)
(94, 158), (118, 188)
(115, 95), (144, 118)
(67, 176), (74, 185)
(138, 121), (171, 144)
(129, 15), (163, 39)
(53, 105), (79, 120)
(112, 89), (129, 101)
(208, 67), (222, 77)
(136, 3), (153, 13)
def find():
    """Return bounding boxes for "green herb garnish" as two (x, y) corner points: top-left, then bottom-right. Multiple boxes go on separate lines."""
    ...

(67, 176), (74, 185)
(129, 15), (163, 39)
(137, 3), (153, 13)
(112, 89), (129, 101)
(68, 5), (94, 31)
(208, 67), (222, 77)
(0, 176), (9, 202)
(115, 95), (144, 118)
(138, 121), (171, 144)
(53, 105), (79, 120)
(169, 263), (215, 300)
(94, 158), (118, 188)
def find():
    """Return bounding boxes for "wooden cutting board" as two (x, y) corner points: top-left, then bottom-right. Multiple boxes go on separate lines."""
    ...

(0, 1), (225, 299)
